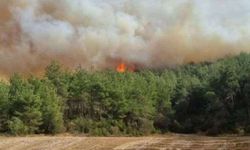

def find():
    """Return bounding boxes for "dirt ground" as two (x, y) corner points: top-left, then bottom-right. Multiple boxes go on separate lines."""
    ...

(0, 134), (249, 150)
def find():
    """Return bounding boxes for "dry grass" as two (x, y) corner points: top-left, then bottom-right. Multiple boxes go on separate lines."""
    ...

(0, 134), (249, 150)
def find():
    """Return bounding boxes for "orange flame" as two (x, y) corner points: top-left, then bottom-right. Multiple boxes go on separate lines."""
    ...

(116, 63), (126, 73)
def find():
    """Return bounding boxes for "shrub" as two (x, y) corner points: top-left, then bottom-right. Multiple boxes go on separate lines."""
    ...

(8, 117), (29, 135)
(70, 118), (92, 134)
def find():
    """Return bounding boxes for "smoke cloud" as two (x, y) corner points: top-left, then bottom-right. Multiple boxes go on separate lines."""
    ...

(0, 0), (250, 76)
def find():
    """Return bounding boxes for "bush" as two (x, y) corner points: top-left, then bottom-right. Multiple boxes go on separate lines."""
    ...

(69, 118), (126, 136)
(8, 117), (29, 135)
(137, 118), (155, 135)
(244, 125), (250, 134)
(70, 118), (92, 134)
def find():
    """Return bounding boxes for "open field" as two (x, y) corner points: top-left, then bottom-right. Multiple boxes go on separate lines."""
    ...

(0, 134), (250, 150)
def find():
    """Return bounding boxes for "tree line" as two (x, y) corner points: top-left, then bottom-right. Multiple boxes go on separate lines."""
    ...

(1, 53), (250, 136)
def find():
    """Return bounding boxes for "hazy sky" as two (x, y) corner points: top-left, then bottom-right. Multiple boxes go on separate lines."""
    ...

(194, 0), (250, 41)
(0, 0), (250, 76)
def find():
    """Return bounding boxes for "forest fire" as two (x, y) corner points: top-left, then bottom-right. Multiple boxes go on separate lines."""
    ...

(116, 63), (126, 73)
(0, 1), (249, 76)
(116, 63), (136, 73)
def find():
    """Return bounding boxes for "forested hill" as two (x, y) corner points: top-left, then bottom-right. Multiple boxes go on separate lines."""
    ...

(1, 53), (250, 136)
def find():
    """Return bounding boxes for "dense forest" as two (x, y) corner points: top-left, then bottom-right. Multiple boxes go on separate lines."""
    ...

(1, 53), (250, 136)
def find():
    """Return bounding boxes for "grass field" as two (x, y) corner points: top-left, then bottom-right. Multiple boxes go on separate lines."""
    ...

(0, 134), (250, 150)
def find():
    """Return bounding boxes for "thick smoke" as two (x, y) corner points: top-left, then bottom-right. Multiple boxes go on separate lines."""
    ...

(0, 0), (250, 76)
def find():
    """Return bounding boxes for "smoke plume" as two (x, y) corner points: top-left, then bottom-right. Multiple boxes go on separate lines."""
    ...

(0, 0), (250, 76)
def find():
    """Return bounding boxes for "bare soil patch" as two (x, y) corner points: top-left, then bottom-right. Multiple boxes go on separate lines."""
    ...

(0, 134), (249, 150)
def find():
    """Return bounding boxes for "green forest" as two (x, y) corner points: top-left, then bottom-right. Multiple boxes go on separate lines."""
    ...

(1, 53), (250, 136)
